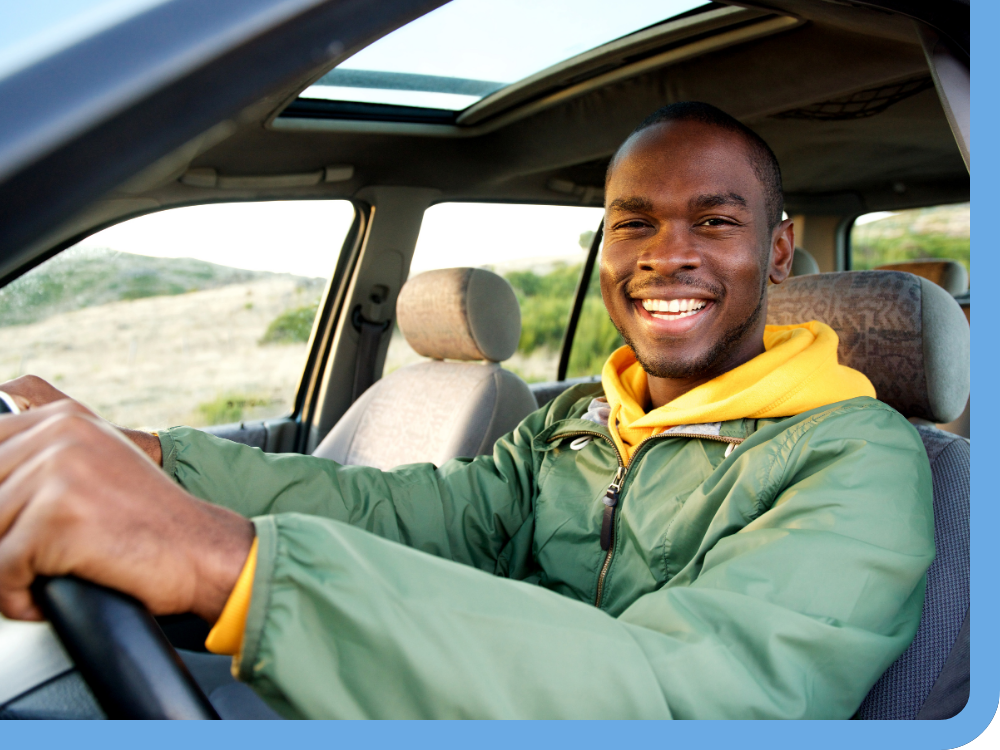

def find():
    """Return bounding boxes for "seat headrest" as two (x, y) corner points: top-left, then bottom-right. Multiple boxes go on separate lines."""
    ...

(396, 267), (521, 362)
(767, 271), (969, 423)
(790, 247), (820, 276)
(874, 259), (969, 295)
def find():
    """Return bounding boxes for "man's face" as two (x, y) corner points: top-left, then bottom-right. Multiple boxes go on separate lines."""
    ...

(601, 120), (792, 383)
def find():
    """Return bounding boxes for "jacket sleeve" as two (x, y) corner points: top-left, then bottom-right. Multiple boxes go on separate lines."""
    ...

(230, 404), (935, 719)
(157, 409), (546, 573)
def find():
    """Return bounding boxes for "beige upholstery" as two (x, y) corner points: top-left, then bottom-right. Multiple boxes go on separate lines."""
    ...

(790, 247), (820, 276)
(396, 267), (521, 362)
(314, 268), (537, 468)
(313, 361), (536, 469)
(874, 259), (969, 295)
(767, 270), (969, 423)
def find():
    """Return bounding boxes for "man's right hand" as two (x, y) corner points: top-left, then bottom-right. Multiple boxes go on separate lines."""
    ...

(0, 376), (162, 466)
(0, 399), (255, 623)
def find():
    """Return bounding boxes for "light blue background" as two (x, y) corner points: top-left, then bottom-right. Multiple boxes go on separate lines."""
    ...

(5, 0), (992, 745)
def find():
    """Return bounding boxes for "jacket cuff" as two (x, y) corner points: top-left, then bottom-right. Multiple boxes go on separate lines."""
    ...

(158, 428), (179, 479)
(205, 537), (258, 655)
(235, 515), (278, 680)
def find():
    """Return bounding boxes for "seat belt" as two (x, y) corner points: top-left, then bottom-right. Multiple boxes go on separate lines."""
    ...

(351, 285), (390, 402)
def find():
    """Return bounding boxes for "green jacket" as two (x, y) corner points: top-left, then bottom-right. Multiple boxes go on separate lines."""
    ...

(159, 386), (934, 719)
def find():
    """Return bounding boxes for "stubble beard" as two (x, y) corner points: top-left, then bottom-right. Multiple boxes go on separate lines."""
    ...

(615, 276), (768, 380)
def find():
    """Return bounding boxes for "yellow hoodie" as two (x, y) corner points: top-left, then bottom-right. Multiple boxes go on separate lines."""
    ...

(602, 320), (875, 463)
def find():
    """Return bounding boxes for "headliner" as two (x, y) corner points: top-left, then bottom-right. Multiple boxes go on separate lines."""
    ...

(108, 0), (971, 221)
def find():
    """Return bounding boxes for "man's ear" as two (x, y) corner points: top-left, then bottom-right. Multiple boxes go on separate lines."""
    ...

(768, 219), (795, 285)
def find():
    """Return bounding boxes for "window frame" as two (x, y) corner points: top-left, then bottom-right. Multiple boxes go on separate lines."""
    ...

(844, 202), (971, 280)
(0, 197), (363, 443)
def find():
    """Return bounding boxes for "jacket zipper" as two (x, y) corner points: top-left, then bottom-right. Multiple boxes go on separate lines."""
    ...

(548, 429), (744, 608)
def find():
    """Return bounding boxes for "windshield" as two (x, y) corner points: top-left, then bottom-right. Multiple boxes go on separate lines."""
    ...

(300, 0), (711, 111)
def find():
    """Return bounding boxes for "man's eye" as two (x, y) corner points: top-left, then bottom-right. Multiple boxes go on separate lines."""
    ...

(615, 220), (649, 230)
(700, 218), (736, 227)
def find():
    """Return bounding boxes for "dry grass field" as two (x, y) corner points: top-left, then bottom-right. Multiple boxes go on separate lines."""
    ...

(0, 278), (316, 430)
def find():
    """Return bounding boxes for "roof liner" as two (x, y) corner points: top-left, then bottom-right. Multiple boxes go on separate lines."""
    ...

(122, 0), (968, 218)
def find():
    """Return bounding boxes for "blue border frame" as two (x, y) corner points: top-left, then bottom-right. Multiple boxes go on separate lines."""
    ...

(5, 1), (992, 746)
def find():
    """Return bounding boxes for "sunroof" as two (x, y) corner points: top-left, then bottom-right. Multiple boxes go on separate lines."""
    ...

(298, 0), (712, 114)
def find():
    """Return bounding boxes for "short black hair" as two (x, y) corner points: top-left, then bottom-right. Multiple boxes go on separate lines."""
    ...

(607, 101), (784, 228)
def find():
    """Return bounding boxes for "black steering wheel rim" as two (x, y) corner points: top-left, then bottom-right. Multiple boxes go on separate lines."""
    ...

(32, 577), (219, 719)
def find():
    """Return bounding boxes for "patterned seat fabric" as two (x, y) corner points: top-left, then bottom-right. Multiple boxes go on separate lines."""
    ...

(769, 271), (970, 720)
(854, 426), (970, 719)
(767, 270), (969, 424)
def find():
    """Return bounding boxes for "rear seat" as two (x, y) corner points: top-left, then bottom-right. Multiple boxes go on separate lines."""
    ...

(875, 259), (968, 295)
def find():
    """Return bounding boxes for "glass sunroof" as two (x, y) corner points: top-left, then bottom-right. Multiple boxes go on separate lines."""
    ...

(299, 0), (712, 113)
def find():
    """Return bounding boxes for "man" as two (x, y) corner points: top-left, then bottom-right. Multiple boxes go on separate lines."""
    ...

(0, 102), (933, 719)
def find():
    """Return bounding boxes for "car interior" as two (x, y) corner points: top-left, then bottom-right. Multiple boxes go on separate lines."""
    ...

(0, 0), (970, 721)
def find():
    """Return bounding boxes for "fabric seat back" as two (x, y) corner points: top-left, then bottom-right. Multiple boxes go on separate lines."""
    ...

(313, 268), (537, 469)
(767, 270), (970, 719)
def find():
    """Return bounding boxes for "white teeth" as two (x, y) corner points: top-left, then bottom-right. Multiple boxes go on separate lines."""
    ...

(650, 309), (699, 319)
(640, 298), (708, 316)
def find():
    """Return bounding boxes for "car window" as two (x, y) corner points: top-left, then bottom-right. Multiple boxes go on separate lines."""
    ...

(849, 202), (970, 283)
(564, 247), (625, 379)
(385, 202), (604, 383)
(0, 200), (354, 429)
(297, 0), (709, 112)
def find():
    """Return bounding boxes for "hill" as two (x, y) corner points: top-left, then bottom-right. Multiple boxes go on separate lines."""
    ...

(0, 247), (323, 328)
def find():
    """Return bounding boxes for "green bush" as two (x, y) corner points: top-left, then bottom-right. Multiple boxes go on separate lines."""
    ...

(566, 298), (623, 378)
(196, 392), (271, 425)
(505, 264), (580, 356)
(260, 303), (318, 344)
(504, 261), (624, 377)
(850, 204), (969, 273)
(851, 233), (970, 272)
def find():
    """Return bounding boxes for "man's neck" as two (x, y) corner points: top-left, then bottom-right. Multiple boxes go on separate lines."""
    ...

(646, 338), (767, 409)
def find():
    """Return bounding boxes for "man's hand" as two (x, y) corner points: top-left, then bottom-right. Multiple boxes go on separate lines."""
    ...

(0, 376), (162, 465)
(0, 400), (254, 623)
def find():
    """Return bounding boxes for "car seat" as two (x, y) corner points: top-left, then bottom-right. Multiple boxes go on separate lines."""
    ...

(790, 247), (820, 276)
(767, 270), (970, 719)
(871, 259), (970, 438)
(313, 267), (538, 469)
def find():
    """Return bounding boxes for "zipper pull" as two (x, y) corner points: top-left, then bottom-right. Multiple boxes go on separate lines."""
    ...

(600, 466), (627, 551)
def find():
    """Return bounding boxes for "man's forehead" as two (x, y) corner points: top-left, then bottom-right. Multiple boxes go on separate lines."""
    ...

(607, 122), (761, 207)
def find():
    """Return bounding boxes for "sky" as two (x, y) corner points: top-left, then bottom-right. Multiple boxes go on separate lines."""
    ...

(304, 0), (708, 108)
(78, 201), (604, 279)
(339, 0), (707, 82)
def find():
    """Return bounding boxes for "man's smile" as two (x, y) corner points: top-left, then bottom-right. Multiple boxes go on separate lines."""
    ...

(641, 297), (709, 318)
(630, 294), (717, 334)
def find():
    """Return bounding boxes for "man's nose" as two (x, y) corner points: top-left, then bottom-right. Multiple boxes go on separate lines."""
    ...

(636, 224), (701, 274)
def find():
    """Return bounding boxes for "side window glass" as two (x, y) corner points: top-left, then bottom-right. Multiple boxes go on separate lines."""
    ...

(385, 202), (604, 383)
(565, 245), (624, 379)
(0, 200), (355, 429)
(850, 202), (970, 290)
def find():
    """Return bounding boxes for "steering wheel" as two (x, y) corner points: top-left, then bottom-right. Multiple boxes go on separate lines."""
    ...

(0, 393), (219, 719)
